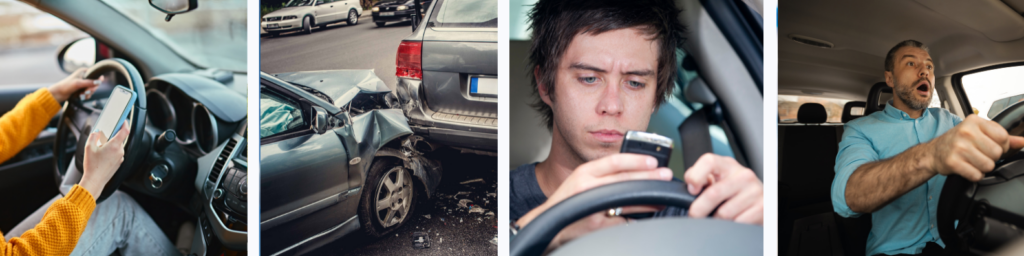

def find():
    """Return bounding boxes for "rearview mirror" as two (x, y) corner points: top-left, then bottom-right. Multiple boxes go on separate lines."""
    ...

(150, 0), (198, 21)
(57, 38), (96, 74)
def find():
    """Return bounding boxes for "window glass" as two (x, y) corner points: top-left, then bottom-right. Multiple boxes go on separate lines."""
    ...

(961, 66), (1024, 120)
(431, 0), (497, 27)
(778, 95), (851, 123)
(260, 91), (305, 138)
(0, 0), (88, 87)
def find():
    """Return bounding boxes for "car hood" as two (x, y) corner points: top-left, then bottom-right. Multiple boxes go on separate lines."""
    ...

(271, 70), (390, 109)
(264, 7), (312, 18)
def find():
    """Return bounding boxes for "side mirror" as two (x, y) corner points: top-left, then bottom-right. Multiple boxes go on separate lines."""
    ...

(311, 106), (330, 134)
(57, 38), (96, 74)
(150, 0), (198, 21)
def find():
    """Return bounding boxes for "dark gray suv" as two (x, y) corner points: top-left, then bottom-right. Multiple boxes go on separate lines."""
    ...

(394, 0), (498, 152)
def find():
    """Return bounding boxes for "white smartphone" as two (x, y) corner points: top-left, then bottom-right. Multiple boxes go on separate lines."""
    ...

(92, 85), (137, 142)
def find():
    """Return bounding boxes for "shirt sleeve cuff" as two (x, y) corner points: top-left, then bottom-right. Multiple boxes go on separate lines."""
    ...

(65, 184), (97, 213)
(832, 163), (862, 218)
(31, 88), (62, 116)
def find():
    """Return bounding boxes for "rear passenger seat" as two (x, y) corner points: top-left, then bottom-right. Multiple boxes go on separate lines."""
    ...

(778, 103), (846, 256)
(779, 91), (880, 256)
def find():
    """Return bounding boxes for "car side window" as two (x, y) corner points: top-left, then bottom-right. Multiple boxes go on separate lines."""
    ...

(260, 90), (306, 139)
(960, 65), (1024, 120)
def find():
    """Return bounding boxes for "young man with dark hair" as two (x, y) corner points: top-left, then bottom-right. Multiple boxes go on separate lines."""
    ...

(510, 0), (764, 251)
(833, 39), (1024, 255)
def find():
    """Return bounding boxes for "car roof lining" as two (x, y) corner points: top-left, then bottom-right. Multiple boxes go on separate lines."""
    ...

(780, 0), (1024, 100)
(27, 0), (196, 78)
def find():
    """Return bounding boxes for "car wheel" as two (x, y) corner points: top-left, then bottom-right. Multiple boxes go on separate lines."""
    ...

(358, 158), (416, 237)
(303, 16), (312, 34)
(347, 9), (359, 25)
(375, 22), (385, 27)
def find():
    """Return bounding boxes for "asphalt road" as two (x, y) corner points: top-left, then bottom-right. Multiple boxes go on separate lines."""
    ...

(259, 16), (414, 91)
(309, 148), (499, 255)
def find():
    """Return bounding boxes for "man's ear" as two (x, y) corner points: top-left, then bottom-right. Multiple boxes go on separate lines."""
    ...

(535, 66), (554, 106)
(884, 71), (894, 88)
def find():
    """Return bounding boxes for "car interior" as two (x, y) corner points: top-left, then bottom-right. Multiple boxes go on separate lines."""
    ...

(779, 0), (1024, 255)
(509, 0), (764, 254)
(0, 1), (247, 255)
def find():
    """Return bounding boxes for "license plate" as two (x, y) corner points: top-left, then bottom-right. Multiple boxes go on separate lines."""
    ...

(470, 77), (497, 96)
(266, 24), (279, 28)
(381, 12), (394, 16)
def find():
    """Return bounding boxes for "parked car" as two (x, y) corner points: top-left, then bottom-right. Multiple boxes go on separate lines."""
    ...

(261, 0), (363, 36)
(395, 0), (498, 152)
(258, 70), (443, 255)
(778, 0), (1024, 255)
(0, 0), (248, 255)
(371, 0), (430, 27)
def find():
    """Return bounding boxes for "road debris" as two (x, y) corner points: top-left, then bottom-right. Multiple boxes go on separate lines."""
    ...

(460, 178), (485, 184)
(423, 214), (431, 219)
(469, 207), (485, 214)
(412, 232), (430, 249)
(458, 199), (473, 208)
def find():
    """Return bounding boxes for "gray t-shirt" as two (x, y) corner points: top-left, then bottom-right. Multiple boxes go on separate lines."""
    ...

(510, 162), (686, 221)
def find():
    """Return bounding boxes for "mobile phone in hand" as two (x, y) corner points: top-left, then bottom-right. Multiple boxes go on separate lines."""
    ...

(619, 130), (673, 168)
(92, 85), (136, 142)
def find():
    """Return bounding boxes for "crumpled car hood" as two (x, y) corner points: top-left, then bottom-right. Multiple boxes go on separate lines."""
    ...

(271, 70), (390, 110)
(264, 7), (313, 18)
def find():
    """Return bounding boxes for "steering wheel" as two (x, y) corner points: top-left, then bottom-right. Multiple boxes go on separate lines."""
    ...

(509, 180), (763, 256)
(53, 58), (148, 203)
(938, 100), (1024, 253)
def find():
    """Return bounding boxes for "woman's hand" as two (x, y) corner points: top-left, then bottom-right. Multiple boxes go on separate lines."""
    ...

(48, 68), (101, 103)
(79, 123), (129, 201)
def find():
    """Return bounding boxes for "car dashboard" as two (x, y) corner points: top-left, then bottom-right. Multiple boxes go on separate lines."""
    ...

(194, 124), (248, 254)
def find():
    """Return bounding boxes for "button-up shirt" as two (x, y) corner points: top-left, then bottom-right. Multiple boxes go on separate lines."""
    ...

(832, 101), (962, 256)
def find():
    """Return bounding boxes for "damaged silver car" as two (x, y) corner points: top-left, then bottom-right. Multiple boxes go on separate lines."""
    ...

(259, 70), (442, 255)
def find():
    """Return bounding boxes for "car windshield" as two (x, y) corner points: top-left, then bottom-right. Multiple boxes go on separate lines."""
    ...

(100, 0), (246, 72)
(283, 0), (316, 7)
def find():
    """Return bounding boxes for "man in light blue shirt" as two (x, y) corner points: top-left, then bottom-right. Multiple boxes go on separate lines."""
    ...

(833, 40), (1024, 256)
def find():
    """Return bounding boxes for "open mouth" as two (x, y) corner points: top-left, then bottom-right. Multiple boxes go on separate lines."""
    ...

(916, 80), (930, 95)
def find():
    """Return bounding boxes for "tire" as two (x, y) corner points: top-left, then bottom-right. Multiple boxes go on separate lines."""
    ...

(375, 22), (385, 27)
(347, 9), (359, 25)
(303, 16), (313, 34)
(358, 158), (416, 237)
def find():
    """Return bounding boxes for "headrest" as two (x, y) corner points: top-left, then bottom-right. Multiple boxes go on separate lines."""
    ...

(866, 82), (892, 116)
(842, 101), (867, 123)
(797, 103), (827, 123)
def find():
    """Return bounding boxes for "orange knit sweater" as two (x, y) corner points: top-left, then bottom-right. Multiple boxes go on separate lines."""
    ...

(0, 88), (96, 255)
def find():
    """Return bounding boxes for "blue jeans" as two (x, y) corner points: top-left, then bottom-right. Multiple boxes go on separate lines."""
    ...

(5, 190), (180, 256)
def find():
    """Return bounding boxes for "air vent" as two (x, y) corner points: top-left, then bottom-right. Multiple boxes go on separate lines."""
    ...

(788, 34), (834, 49)
(209, 138), (238, 183)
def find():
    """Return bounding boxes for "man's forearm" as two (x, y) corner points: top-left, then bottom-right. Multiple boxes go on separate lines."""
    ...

(845, 142), (937, 213)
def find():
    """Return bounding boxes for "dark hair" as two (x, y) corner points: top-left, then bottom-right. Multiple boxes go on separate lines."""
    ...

(527, 0), (686, 129)
(884, 40), (929, 72)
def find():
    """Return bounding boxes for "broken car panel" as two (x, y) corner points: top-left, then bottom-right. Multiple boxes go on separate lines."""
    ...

(259, 71), (441, 255)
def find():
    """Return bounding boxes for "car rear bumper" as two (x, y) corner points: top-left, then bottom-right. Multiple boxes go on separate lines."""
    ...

(396, 78), (497, 151)
(372, 10), (414, 23)
(262, 19), (302, 32)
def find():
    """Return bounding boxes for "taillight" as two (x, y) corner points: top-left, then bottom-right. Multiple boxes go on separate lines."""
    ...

(396, 41), (422, 80)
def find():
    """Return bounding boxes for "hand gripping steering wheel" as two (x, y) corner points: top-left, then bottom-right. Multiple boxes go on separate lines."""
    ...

(510, 180), (763, 256)
(938, 100), (1024, 253)
(53, 58), (148, 203)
